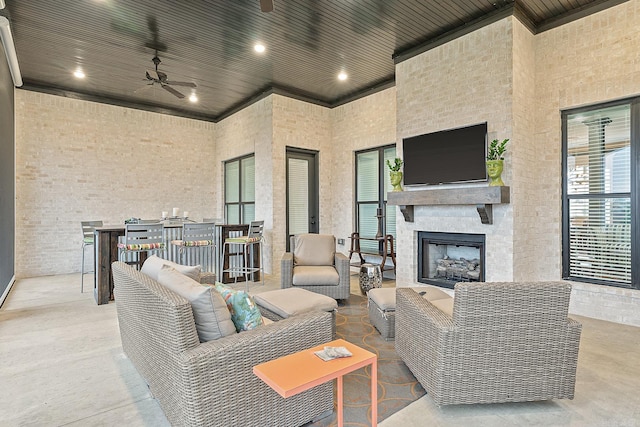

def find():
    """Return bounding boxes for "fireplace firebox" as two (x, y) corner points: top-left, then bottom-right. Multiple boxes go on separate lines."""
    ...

(417, 231), (485, 289)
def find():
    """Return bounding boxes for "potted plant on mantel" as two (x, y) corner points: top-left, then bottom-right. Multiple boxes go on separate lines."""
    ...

(486, 138), (509, 187)
(386, 157), (404, 192)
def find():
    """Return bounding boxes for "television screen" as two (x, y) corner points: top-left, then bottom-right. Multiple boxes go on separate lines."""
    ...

(402, 122), (487, 186)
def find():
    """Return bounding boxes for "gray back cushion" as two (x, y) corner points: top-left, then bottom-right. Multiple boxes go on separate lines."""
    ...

(293, 234), (335, 266)
(157, 265), (236, 342)
(141, 255), (201, 281)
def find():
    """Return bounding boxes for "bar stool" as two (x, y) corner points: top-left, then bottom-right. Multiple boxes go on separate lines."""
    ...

(118, 223), (165, 269)
(222, 220), (264, 289)
(80, 220), (103, 293)
(171, 222), (216, 281)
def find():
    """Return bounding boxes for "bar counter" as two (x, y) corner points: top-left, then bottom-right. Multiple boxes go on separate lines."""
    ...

(93, 222), (253, 305)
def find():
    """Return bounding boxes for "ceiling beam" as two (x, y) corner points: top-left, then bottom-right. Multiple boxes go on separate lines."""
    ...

(332, 78), (396, 109)
(21, 80), (218, 123)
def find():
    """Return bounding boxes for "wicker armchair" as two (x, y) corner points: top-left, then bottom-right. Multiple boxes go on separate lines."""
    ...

(281, 234), (350, 300)
(396, 282), (582, 406)
(112, 261), (334, 427)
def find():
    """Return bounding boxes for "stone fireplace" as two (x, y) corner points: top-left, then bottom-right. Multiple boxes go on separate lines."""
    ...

(418, 231), (485, 289)
(388, 186), (512, 286)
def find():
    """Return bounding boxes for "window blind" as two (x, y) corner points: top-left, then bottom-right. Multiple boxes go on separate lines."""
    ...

(225, 160), (240, 203)
(565, 104), (631, 285)
(288, 157), (309, 236)
(241, 156), (255, 202)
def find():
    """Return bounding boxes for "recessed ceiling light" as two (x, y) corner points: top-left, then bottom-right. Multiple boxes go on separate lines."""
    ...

(338, 72), (348, 81)
(73, 69), (85, 79)
(189, 93), (198, 103)
(254, 43), (266, 53)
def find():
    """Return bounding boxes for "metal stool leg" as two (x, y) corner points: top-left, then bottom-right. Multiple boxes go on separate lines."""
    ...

(244, 243), (251, 292)
(222, 242), (238, 284)
(81, 242), (86, 293)
(259, 241), (264, 286)
(81, 241), (96, 293)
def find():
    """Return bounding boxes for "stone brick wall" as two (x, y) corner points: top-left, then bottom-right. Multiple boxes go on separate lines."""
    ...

(395, 18), (516, 286)
(15, 91), (216, 277)
(215, 97), (274, 272)
(330, 88), (397, 255)
(534, 0), (640, 324)
(271, 95), (331, 275)
(511, 19), (539, 281)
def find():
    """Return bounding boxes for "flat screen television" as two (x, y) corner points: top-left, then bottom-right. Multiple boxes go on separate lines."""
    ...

(402, 122), (487, 186)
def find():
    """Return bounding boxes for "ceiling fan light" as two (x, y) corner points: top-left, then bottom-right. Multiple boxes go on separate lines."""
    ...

(73, 68), (85, 79)
(189, 93), (198, 103)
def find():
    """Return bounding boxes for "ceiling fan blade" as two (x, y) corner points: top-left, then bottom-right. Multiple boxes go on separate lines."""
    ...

(165, 81), (197, 88)
(134, 83), (155, 95)
(146, 69), (159, 81)
(260, 0), (273, 12)
(156, 70), (168, 82)
(162, 84), (185, 99)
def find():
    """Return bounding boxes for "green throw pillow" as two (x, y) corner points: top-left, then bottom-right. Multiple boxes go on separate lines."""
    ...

(214, 283), (263, 332)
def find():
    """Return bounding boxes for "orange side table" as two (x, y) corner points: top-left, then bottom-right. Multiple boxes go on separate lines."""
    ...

(253, 338), (378, 427)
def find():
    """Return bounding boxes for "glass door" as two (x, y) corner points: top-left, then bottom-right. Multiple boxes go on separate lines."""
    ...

(286, 148), (319, 250)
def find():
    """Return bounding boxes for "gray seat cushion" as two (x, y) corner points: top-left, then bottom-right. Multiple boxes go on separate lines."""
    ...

(293, 265), (340, 286)
(253, 288), (338, 318)
(413, 286), (451, 302)
(368, 286), (451, 311)
(430, 297), (454, 317)
(368, 288), (396, 311)
(412, 286), (454, 317)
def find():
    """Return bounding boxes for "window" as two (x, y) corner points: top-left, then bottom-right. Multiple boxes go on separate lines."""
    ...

(225, 154), (255, 224)
(355, 145), (396, 254)
(563, 100), (638, 289)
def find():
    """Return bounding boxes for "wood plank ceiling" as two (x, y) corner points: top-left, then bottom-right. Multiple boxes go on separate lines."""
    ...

(0, 0), (626, 122)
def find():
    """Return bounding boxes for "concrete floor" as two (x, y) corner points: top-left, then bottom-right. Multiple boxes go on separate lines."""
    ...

(1, 272), (639, 426)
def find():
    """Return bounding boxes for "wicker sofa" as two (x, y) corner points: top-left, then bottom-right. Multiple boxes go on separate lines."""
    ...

(112, 261), (334, 427)
(396, 282), (582, 406)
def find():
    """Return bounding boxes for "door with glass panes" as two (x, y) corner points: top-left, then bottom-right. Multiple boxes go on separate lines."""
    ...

(286, 148), (319, 250)
(355, 146), (396, 255)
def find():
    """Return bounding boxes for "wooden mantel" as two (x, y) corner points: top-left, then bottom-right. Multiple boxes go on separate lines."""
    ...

(387, 186), (510, 225)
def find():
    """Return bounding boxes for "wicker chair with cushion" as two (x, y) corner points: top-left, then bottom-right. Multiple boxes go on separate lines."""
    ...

(281, 233), (350, 300)
(395, 282), (582, 406)
(112, 261), (334, 427)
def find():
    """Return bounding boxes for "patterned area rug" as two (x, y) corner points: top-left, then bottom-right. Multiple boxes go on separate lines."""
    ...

(307, 292), (425, 427)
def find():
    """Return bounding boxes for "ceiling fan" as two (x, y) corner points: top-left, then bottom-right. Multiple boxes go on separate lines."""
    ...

(140, 53), (196, 99)
(260, 0), (274, 12)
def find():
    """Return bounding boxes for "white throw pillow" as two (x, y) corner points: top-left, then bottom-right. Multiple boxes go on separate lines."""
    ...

(157, 265), (236, 342)
(141, 255), (201, 282)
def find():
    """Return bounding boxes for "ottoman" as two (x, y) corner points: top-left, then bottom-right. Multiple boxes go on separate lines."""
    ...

(368, 287), (396, 341)
(253, 288), (338, 334)
(368, 286), (453, 341)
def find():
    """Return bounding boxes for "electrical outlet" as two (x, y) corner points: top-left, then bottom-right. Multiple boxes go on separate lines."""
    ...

(337, 238), (345, 245)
